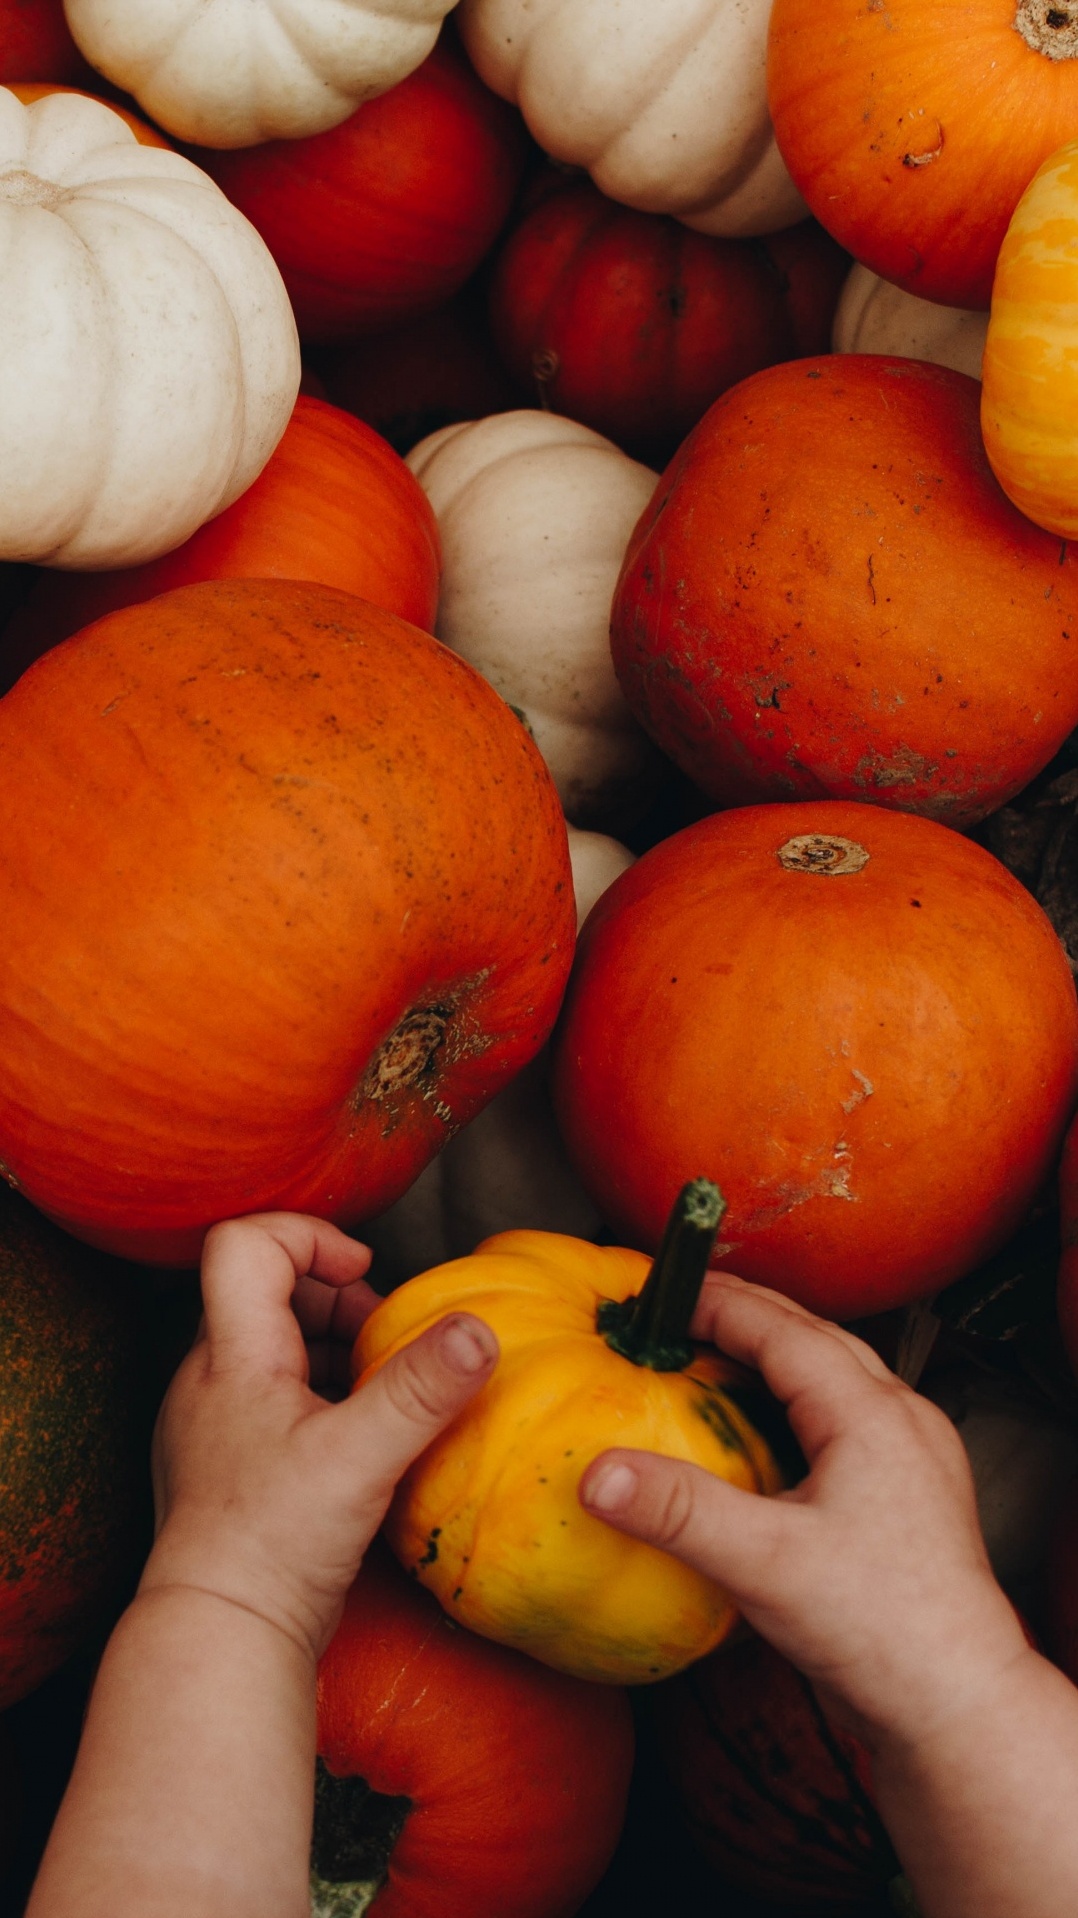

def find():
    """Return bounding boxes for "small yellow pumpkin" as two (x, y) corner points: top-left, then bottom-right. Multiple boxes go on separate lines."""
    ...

(981, 139), (1078, 536)
(354, 1181), (786, 1684)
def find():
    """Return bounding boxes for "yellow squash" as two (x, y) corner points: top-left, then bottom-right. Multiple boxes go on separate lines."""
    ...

(982, 139), (1078, 537)
(354, 1181), (786, 1684)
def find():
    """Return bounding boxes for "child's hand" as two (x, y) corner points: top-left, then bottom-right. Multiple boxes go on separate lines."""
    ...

(579, 1273), (1030, 1755)
(142, 1212), (498, 1664)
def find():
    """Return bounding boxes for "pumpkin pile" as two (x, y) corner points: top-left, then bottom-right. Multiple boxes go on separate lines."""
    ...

(8, 0), (1078, 1910)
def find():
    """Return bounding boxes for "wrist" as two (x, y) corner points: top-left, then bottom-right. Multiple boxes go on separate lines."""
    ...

(139, 1528), (331, 1667)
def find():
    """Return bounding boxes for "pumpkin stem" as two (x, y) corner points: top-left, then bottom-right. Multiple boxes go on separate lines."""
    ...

(598, 1177), (725, 1371)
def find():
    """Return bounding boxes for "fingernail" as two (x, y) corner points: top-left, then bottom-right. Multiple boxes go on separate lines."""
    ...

(440, 1315), (496, 1375)
(583, 1461), (638, 1513)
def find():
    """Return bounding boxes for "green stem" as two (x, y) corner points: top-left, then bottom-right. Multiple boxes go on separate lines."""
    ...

(598, 1178), (725, 1372)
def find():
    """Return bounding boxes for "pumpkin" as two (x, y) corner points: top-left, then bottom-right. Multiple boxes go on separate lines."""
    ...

(766, 0), (1078, 309)
(457, 0), (806, 237)
(0, 396), (441, 688)
(63, 0), (459, 147)
(312, 281), (519, 456)
(194, 35), (527, 343)
(832, 263), (988, 378)
(981, 139), (1078, 538)
(364, 823), (633, 1289)
(610, 355), (1078, 825)
(406, 409), (663, 829)
(0, 577), (575, 1265)
(0, 1186), (141, 1709)
(549, 800), (1078, 1320)
(487, 177), (849, 464)
(650, 1629), (898, 1909)
(313, 1543), (634, 1918)
(0, 87), (299, 569)
(355, 1180), (786, 1684)
(5, 82), (172, 145)
(0, 0), (91, 85)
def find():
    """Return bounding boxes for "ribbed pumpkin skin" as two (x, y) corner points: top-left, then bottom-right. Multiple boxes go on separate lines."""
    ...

(195, 36), (527, 343)
(487, 179), (847, 465)
(611, 355), (1078, 825)
(0, 578), (574, 1264)
(767, 0), (1078, 309)
(0, 397), (441, 688)
(651, 1631), (893, 1908)
(316, 1546), (634, 1918)
(0, 1189), (140, 1708)
(982, 141), (1078, 538)
(356, 1231), (784, 1683)
(550, 801), (1078, 1319)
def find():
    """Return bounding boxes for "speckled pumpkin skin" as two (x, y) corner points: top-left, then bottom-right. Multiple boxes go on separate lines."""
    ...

(0, 1188), (140, 1709)
(0, 578), (575, 1263)
(610, 356), (1078, 825)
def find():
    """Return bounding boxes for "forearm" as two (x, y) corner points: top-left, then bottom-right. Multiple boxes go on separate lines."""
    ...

(25, 1583), (317, 1918)
(871, 1646), (1078, 1918)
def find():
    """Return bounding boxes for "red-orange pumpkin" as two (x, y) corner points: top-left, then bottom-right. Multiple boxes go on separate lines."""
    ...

(767, 0), (1078, 309)
(487, 177), (848, 465)
(194, 34), (527, 343)
(0, 396), (441, 688)
(0, 578), (574, 1264)
(651, 1630), (895, 1908)
(0, 5), (93, 85)
(313, 281), (518, 456)
(611, 356), (1078, 826)
(550, 800), (1078, 1320)
(315, 1545), (634, 1917)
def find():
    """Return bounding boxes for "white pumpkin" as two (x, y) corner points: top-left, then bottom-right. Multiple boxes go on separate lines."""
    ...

(63, 0), (458, 147)
(0, 89), (299, 569)
(832, 263), (988, 380)
(364, 824), (634, 1288)
(457, 0), (806, 237)
(406, 409), (662, 828)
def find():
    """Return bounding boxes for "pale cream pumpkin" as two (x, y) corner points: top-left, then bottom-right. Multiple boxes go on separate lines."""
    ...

(833, 263), (988, 381)
(364, 823), (634, 1288)
(62, 0), (458, 147)
(456, 0), (806, 237)
(405, 409), (662, 827)
(0, 88), (299, 568)
(981, 139), (1078, 538)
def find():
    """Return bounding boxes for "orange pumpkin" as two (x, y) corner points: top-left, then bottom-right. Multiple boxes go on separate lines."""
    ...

(0, 396), (441, 688)
(0, 578), (574, 1264)
(550, 800), (1078, 1320)
(315, 1544), (633, 1917)
(767, 0), (1078, 309)
(610, 355), (1078, 825)
(194, 34), (527, 343)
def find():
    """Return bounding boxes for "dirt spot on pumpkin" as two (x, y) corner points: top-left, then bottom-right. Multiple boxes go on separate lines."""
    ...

(854, 744), (937, 790)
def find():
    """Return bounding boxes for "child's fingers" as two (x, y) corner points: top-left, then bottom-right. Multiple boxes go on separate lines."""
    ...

(694, 1271), (896, 1384)
(332, 1314), (499, 1515)
(578, 1445), (803, 1601)
(200, 1214), (372, 1371)
(692, 1277), (904, 1457)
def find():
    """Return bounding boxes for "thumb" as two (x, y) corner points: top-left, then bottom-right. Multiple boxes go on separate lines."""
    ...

(579, 1447), (800, 1603)
(333, 1313), (499, 1518)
